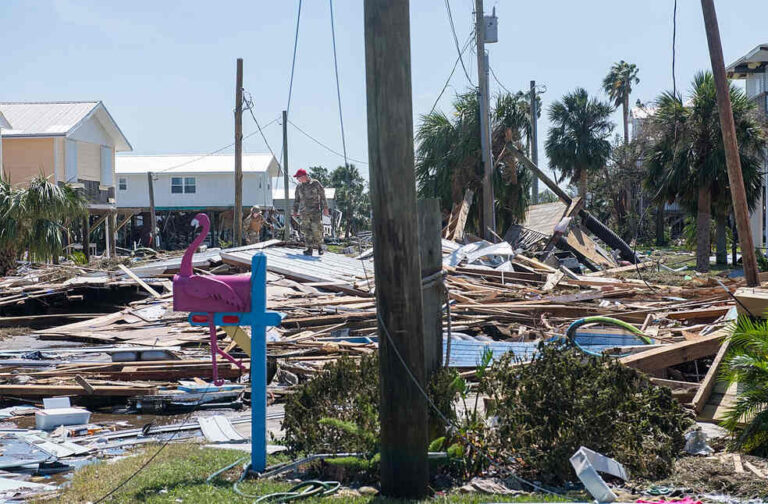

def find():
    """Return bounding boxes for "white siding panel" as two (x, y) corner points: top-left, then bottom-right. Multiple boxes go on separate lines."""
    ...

(100, 146), (113, 186)
(65, 139), (78, 182)
(77, 141), (100, 181)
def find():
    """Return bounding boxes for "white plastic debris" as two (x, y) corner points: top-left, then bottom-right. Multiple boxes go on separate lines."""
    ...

(684, 429), (714, 455)
(35, 397), (91, 431)
(569, 446), (628, 503)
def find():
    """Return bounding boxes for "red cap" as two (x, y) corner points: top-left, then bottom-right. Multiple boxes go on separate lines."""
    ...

(293, 169), (308, 178)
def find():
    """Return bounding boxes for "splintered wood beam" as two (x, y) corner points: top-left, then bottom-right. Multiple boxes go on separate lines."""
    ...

(620, 330), (728, 371)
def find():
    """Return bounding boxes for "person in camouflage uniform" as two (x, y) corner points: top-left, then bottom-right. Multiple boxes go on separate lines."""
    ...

(292, 169), (328, 256)
(243, 205), (269, 245)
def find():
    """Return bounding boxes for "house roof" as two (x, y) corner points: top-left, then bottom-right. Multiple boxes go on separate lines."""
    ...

(727, 44), (768, 78)
(0, 101), (132, 151)
(272, 186), (336, 200)
(116, 153), (280, 177)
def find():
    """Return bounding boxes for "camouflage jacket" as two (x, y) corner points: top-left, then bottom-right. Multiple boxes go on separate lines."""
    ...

(293, 178), (328, 215)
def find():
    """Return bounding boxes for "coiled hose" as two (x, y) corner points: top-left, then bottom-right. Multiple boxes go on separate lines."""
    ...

(565, 316), (653, 358)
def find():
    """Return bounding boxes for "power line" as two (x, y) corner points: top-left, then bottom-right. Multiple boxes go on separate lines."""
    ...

(151, 117), (280, 174)
(489, 64), (512, 95)
(444, 0), (474, 85)
(428, 33), (474, 115)
(288, 120), (368, 166)
(286, 0), (303, 116)
(329, 0), (349, 170)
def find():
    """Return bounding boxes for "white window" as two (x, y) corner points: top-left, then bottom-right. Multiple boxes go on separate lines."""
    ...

(184, 177), (196, 193)
(171, 177), (183, 194)
(118, 177), (127, 191)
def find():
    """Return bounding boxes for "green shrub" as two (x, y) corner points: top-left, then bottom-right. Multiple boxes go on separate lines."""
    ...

(480, 343), (693, 484)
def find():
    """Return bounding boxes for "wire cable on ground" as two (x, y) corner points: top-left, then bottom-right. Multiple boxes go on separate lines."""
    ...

(94, 383), (220, 503)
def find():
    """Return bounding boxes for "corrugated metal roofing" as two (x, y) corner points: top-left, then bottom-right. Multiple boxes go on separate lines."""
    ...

(116, 154), (279, 176)
(0, 101), (98, 136)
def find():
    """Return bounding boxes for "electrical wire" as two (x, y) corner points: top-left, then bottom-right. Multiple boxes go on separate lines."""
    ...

(444, 0), (474, 85)
(489, 65), (512, 95)
(287, 120), (368, 166)
(428, 33), (474, 116)
(93, 378), (221, 502)
(150, 117), (280, 175)
(329, 0), (349, 170)
(286, 0), (303, 117)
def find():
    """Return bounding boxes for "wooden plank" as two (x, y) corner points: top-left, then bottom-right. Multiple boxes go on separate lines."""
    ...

(692, 336), (731, 413)
(541, 271), (564, 292)
(667, 306), (731, 321)
(0, 384), (156, 397)
(733, 454), (744, 474)
(744, 461), (767, 479)
(586, 261), (655, 277)
(74, 375), (96, 395)
(620, 330), (728, 371)
(118, 264), (161, 298)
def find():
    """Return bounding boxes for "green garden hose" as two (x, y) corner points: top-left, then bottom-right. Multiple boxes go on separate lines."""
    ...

(565, 316), (653, 357)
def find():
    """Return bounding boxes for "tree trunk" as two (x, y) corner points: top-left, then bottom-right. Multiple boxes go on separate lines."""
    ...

(696, 185), (712, 273)
(577, 169), (587, 199)
(715, 212), (727, 265)
(623, 94), (630, 145)
(656, 203), (666, 246)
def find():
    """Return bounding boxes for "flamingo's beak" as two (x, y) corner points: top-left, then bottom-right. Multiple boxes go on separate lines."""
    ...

(191, 218), (200, 228)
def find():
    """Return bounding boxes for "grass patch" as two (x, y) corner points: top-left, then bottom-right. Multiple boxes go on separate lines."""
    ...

(51, 443), (569, 503)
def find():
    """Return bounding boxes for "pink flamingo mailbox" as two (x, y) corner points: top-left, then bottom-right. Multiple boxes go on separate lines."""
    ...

(173, 213), (282, 472)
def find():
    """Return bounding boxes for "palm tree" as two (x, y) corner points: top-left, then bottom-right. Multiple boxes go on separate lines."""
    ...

(720, 316), (768, 456)
(545, 88), (614, 199)
(603, 61), (640, 144)
(0, 175), (87, 274)
(415, 90), (534, 235)
(330, 164), (369, 238)
(644, 72), (765, 272)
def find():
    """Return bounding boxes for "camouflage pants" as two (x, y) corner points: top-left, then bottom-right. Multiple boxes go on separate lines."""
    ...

(300, 213), (323, 249)
(245, 230), (260, 245)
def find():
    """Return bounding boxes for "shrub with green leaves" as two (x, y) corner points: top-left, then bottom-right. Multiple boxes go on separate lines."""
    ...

(721, 317), (768, 456)
(480, 343), (693, 484)
(283, 354), (379, 455)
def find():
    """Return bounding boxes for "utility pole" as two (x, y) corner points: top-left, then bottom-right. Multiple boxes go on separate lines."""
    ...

(147, 172), (158, 248)
(700, 0), (760, 286)
(530, 80), (539, 204)
(282, 110), (292, 240)
(475, 0), (495, 240)
(364, 0), (428, 498)
(234, 58), (244, 247)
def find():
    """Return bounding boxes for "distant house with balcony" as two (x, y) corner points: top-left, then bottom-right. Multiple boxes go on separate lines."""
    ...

(727, 43), (768, 249)
(0, 101), (132, 256)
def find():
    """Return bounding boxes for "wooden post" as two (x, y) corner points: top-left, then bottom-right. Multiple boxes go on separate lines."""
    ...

(147, 172), (158, 248)
(83, 215), (90, 263)
(108, 212), (117, 258)
(364, 0), (428, 497)
(419, 198), (443, 376)
(700, 0), (759, 286)
(282, 110), (292, 240)
(234, 58), (244, 247)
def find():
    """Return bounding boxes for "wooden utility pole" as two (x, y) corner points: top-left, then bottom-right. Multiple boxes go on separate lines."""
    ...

(474, 0), (495, 240)
(83, 216), (90, 262)
(363, 0), (428, 498)
(147, 172), (158, 248)
(530, 80), (539, 204)
(234, 58), (244, 247)
(700, 0), (759, 286)
(282, 110), (292, 240)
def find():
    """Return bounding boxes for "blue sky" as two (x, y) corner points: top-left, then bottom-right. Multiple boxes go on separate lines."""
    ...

(3, 0), (768, 185)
